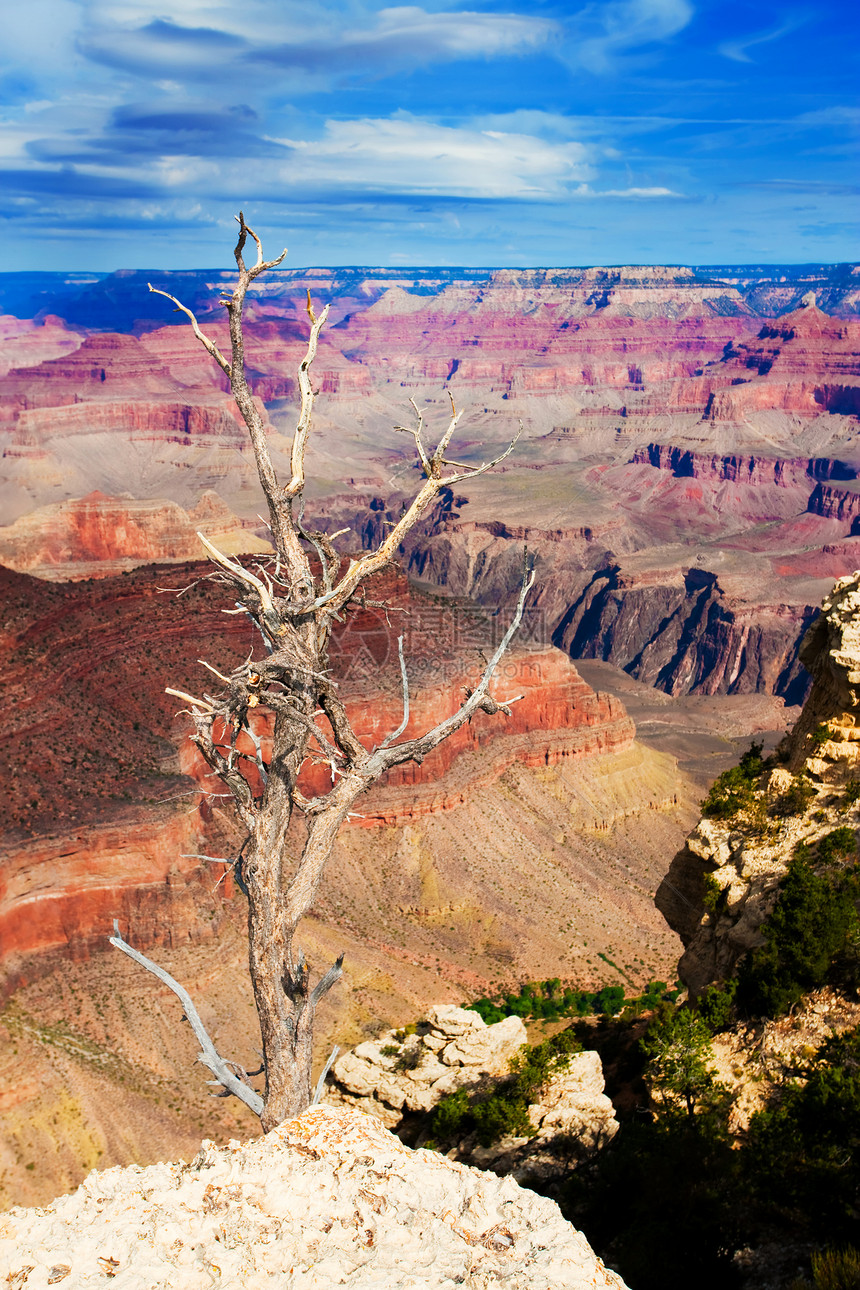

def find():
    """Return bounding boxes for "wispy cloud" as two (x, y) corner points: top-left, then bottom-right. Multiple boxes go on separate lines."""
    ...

(81, 4), (556, 85)
(719, 15), (805, 63)
(275, 116), (593, 199)
(563, 0), (694, 73)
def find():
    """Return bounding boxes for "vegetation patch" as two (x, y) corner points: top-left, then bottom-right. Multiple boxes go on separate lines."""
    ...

(428, 1028), (582, 1149)
(737, 854), (860, 1017)
(467, 977), (678, 1026)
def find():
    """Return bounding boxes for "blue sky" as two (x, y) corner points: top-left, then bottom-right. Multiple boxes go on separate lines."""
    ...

(1, 0), (857, 269)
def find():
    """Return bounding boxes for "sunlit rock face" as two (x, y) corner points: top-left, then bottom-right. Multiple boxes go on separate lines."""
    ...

(656, 569), (860, 995)
(0, 490), (271, 580)
(0, 1105), (628, 1289)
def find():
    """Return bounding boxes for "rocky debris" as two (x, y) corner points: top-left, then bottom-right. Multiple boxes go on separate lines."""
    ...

(0, 1105), (627, 1289)
(327, 1005), (529, 1127)
(464, 1050), (619, 1184)
(327, 1007), (619, 1183)
(657, 569), (860, 994)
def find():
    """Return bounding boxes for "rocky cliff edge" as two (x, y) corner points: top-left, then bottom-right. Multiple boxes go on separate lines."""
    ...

(657, 568), (860, 994)
(0, 1105), (627, 1289)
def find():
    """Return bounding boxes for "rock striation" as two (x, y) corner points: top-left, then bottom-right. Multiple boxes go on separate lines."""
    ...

(0, 1104), (627, 1289)
(0, 558), (637, 989)
(0, 489), (270, 580)
(656, 569), (860, 994)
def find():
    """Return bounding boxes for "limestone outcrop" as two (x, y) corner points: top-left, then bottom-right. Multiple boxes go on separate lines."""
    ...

(327, 1005), (529, 1126)
(657, 569), (860, 994)
(326, 1007), (619, 1183)
(462, 1050), (619, 1184)
(0, 1104), (628, 1289)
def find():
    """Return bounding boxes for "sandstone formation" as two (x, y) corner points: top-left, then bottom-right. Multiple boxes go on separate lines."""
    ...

(0, 1105), (627, 1289)
(3, 265), (860, 702)
(467, 1050), (619, 1183)
(0, 489), (270, 580)
(656, 569), (860, 994)
(0, 557), (680, 1005)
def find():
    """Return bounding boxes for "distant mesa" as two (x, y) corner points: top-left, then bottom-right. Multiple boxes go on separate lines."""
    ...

(0, 490), (271, 581)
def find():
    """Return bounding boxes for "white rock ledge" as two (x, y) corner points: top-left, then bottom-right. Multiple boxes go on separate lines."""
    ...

(0, 1106), (627, 1289)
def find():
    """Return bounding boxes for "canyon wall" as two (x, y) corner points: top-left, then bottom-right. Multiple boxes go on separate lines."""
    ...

(3, 268), (860, 703)
(0, 559), (644, 993)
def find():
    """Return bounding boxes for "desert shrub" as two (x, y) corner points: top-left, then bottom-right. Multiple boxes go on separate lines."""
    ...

(393, 1045), (423, 1073)
(817, 826), (857, 865)
(773, 775), (816, 817)
(702, 873), (724, 913)
(428, 1028), (581, 1149)
(380, 1043), (401, 1057)
(809, 723), (832, 751)
(844, 779), (860, 806)
(701, 742), (765, 822)
(811, 1247), (860, 1290)
(696, 979), (738, 1034)
(737, 857), (859, 1017)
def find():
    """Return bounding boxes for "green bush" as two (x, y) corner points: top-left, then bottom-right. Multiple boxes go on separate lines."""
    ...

(817, 827), (857, 865)
(702, 873), (724, 913)
(773, 775), (816, 818)
(428, 1028), (581, 1148)
(844, 780), (860, 806)
(696, 979), (738, 1034)
(745, 1027), (860, 1248)
(737, 857), (858, 1017)
(809, 723), (832, 751)
(701, 742), (765, 822)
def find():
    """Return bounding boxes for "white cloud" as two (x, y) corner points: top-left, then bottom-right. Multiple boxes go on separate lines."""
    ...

(275, 116), (593, 198)
(565, 0), (693, 73)
(719, 17), (804, 64)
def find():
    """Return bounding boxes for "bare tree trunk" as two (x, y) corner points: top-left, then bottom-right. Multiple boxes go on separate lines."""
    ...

(115, 213), (531, 1129)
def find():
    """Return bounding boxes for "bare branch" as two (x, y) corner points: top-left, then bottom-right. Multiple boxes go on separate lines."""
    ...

(371, 553), (536, 773)
(165, 687), (217, 713)
(196, 532), (277, 620)
(312, 1044), (341, 1107)
(198, 659), (231, 685)
(310, 954), (344, 1008)
(379, 635), (409, 748)
(110, 922), (263, 1116)
(147, 285), (231, 377)
(283, 292), (331, 500)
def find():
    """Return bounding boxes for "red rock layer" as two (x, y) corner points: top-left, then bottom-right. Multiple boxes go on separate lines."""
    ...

(0, 560), (634, 985)
(0, 490), (270, 580)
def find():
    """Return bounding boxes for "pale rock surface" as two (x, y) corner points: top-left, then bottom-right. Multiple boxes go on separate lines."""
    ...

(327, 1008), (619, 1182)
(0, 1105), (627, 1289)
(467, 1052), (619, 1183)
(328, 1006), (529, 1127)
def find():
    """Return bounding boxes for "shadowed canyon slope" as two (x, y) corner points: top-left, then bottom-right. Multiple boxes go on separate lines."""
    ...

(2, 263), (860, 699)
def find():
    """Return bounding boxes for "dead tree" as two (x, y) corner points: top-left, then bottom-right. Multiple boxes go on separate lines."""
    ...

(111, 213), (532, 1131)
